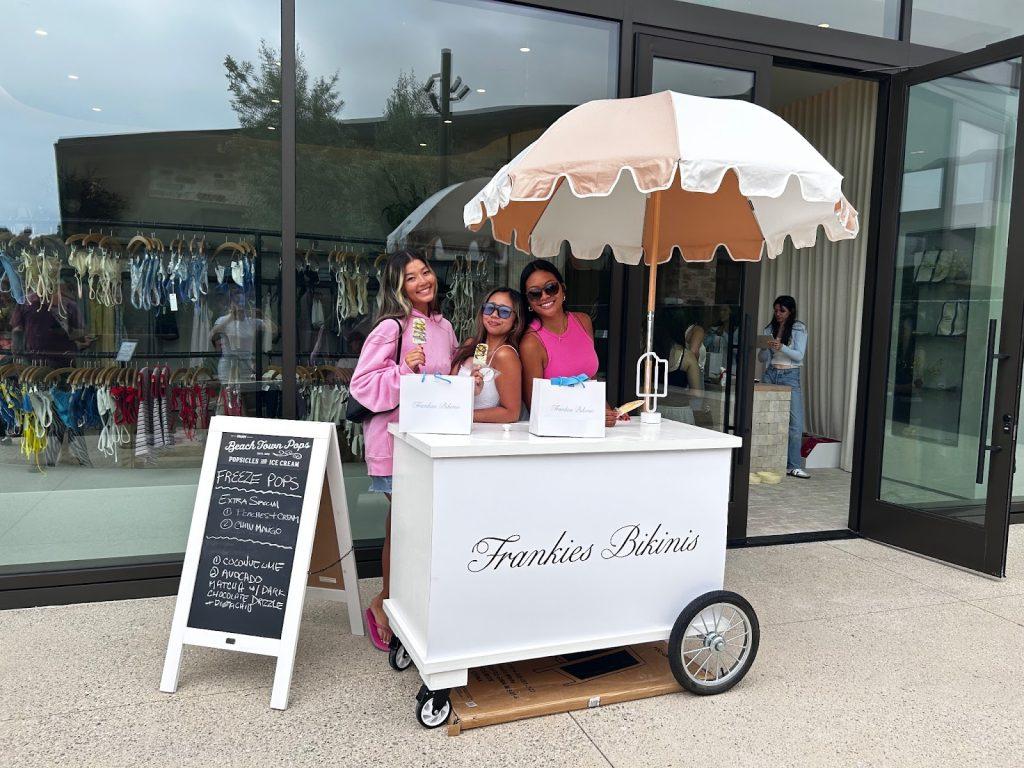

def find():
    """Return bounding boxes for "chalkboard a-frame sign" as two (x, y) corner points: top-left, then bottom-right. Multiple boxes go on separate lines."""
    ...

(160, 416), (362, 710)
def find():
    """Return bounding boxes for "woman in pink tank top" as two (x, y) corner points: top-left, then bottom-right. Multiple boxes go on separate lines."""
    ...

(519, 259), (623, 428)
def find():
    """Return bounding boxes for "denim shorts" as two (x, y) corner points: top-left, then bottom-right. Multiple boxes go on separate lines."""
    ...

(368, 475), (393, 494)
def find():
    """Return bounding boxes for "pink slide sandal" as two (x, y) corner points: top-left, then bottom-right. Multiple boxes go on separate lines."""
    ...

(365, 607), (389, 652)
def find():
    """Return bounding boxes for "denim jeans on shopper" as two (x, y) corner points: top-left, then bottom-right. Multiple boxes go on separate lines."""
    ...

(763, 366), (804, 470)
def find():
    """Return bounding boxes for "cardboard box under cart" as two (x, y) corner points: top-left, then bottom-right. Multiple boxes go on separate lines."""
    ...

(383, 421), (758, 729)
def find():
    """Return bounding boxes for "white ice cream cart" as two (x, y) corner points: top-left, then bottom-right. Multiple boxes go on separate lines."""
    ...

(384, 421), (759, 728)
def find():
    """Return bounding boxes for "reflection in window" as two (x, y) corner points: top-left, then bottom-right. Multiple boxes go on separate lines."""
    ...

(676, 0), (900, 39)
(880, 61), (1019, 511)
(0, 2), (282, 573)
(295, 0), (618, 541)
(912, 0), (1024, 52)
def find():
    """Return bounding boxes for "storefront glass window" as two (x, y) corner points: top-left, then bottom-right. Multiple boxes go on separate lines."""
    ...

(0, 1), (282, 574)
(880, 60), (1019, 514)
(678, 0), (900, 39)
(295, 0), (618, 544)
(911, 1), (1024, 52)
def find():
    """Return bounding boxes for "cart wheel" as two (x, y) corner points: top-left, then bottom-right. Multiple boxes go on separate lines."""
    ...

(388, 637), (413, 672)
(668, 590), (759, 696)
(415, 689), (451, 729)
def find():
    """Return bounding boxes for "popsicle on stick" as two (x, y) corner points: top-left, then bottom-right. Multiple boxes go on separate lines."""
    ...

(473, 343), (489, 367)
(412, 317), (427, 345)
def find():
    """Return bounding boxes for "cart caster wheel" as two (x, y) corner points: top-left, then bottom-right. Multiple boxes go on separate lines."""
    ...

(415, 689), (451, 729)
(669, 590), (759, 696)
(388, 637), (413, 671)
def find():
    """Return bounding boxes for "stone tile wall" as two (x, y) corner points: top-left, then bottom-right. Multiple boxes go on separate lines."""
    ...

(750, 384), (791, 474)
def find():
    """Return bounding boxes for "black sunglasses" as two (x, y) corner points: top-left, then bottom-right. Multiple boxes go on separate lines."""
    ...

(526, 281), (561, 302)
(482, 302), (514, 319)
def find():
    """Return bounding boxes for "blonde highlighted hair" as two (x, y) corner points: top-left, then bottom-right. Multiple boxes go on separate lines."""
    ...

(375, 249), (441, 326)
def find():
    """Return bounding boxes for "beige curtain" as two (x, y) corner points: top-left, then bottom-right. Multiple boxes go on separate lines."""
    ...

(759, 79), (877, 471)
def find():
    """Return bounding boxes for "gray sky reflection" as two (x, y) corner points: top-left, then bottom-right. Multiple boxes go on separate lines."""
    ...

(1, 0), (616, 230)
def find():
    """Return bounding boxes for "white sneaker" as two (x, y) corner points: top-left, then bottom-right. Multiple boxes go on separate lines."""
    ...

(788, 468), (810, 479)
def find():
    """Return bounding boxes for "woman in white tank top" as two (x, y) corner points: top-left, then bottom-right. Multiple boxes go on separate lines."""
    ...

(451, 287), (525, 422)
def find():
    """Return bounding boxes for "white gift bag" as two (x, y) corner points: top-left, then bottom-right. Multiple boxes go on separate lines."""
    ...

(529, 378), (606, 438)
(398, 374), (474, 435)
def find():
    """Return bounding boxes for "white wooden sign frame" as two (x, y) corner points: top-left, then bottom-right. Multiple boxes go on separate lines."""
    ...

(160, 416), (362, 710)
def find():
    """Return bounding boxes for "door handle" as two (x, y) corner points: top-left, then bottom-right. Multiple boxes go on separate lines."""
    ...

(976, 319), (1010, 484)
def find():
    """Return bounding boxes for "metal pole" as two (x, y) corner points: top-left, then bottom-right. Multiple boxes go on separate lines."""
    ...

(281, 0), (297, 419)
(440, 48), (451, 189)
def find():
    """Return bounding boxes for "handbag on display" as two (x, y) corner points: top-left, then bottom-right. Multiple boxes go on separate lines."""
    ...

(529, 376), (606, 438)
(398, 373), (474, 435)
(344, 318), (403, 423)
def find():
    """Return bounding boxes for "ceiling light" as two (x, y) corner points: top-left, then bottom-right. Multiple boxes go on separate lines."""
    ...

(91, 106), (102, 112)
(476, 88), (486, 93)
(818, 22), (830, 28)
(910, 150), (926, 155)
(34, 29), (48, 36)
(67, 74), (79, 80)
(419, 143), (427, 147)
(519, 47), (530, 53)
(267, 126), (277, 131)
(443, 119), (453, 124)
(271, 98), (280, 104)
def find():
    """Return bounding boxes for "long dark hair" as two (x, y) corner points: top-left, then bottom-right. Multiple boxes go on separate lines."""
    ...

(770, 295), (798, 346)
(519, 258), (566, 318)
(375, 249), (441, 325)
(451, 287), (526, 370)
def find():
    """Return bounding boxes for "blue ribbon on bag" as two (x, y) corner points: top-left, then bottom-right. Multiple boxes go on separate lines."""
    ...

(420, 373), (452, 384)
(551, 374), (589, 387)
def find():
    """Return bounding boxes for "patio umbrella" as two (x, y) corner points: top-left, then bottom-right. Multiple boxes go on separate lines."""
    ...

(463, 91), (859, 416)
(388, 178), (491, 259)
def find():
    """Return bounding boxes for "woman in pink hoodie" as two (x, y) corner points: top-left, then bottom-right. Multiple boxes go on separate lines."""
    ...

(350, 250), (459, 650)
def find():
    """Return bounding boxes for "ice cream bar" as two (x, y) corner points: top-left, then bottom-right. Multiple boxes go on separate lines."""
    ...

(473, 343), (489, 367)
(412, 317), (427, 345)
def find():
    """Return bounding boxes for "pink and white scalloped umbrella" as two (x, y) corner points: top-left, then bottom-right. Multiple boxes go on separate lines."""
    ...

(463, 90), (859, 413)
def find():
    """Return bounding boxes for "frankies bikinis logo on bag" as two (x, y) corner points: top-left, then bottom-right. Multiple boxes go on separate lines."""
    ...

(466, 524), (700, 573)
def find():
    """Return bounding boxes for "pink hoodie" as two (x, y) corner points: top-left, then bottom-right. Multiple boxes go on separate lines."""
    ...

(349, 309), (458, 477)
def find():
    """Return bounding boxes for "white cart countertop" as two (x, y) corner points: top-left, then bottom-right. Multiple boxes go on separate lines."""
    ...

(389, 420), (741, 459)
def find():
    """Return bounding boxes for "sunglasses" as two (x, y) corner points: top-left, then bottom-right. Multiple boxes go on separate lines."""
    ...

(526, 281), (561, 302)
(482, 302), (514, 319)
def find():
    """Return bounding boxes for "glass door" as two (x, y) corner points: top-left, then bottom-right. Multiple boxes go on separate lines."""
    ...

(632, 36), (772, 539)
(860, 41), (1024, 576)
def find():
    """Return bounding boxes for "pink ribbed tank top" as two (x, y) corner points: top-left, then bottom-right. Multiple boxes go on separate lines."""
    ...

(530, 313), (599, 379)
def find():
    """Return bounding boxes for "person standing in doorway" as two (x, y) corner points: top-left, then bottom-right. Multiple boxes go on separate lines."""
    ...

(759, 295), (809, 478)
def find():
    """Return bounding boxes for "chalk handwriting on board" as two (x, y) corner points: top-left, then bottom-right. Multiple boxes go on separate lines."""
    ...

(186, 432), (313, 638)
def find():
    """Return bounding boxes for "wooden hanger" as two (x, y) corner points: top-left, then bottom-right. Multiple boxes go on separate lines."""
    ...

(214, 241), (245, 257)
(98, 235), (123, 252)
(126, 235), (152, 254)
(43, 367), (76, 385)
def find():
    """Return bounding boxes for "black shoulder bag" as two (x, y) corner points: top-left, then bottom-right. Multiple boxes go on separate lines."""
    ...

(345, 318), (404, 423)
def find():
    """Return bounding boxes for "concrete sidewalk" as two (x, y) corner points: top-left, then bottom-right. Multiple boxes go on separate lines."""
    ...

(2, 530), (1023, 768)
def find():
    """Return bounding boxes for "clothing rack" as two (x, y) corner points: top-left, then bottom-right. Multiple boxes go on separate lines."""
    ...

(58, 217), (385, 249)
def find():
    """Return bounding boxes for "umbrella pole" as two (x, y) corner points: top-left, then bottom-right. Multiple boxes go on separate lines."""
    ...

(643, 191), (662, 412)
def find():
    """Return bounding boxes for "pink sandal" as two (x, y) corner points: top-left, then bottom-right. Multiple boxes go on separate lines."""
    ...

(365, 607), (390, 652)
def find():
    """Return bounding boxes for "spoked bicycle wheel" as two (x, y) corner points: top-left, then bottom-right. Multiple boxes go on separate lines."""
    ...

(668, 590), (759, 695)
